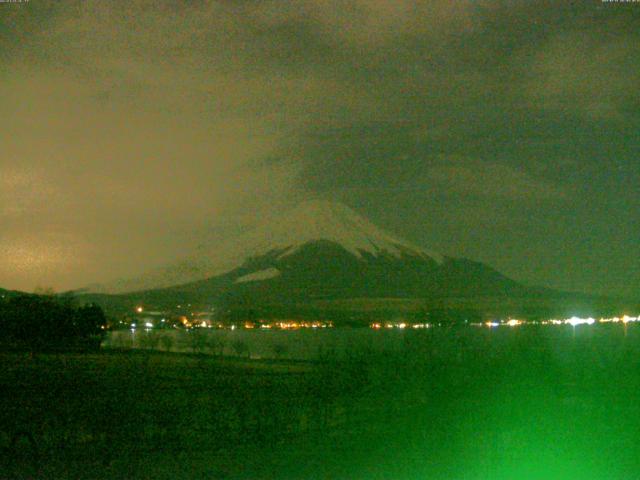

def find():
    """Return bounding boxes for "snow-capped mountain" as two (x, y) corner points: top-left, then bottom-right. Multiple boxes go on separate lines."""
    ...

(71, 201), (623, 318)
(87, 200), (444, 294)
(238, 200), (443, 263)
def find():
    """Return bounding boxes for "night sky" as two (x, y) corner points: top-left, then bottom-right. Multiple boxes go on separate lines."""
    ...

(1, 0), (638, 297)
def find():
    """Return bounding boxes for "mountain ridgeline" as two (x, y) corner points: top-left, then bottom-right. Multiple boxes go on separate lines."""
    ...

(179, 240), (530, 302)
(72, 200), (633, 323)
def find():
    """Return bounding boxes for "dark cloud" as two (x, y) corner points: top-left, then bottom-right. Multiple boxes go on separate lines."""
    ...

(0, 0), (638, 296)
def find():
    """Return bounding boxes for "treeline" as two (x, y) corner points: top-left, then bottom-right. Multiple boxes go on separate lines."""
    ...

(0, 294), (107, 352)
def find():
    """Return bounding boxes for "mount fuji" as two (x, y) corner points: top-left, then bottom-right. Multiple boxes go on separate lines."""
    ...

(82, 200), (542, 313)
(88, 200), (445, 294)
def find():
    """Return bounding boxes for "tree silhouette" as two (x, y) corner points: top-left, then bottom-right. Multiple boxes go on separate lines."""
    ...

(0, 294), (107, 352)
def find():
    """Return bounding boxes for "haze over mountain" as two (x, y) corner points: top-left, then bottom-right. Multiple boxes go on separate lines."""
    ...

(87, 200), (441, 294)
(82, 200), (542, 306)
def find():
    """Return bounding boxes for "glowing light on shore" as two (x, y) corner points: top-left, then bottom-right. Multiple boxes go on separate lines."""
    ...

(370, 322), (429, 330)
(600, 317), (619, 323)
(564, 317), (595, 327)
(121, 310), (640, 332)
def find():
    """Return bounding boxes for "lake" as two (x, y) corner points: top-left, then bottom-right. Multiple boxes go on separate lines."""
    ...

(103, 322), (640, 361)
(99, 322), (640, 478)
(6, 322), (640, 479)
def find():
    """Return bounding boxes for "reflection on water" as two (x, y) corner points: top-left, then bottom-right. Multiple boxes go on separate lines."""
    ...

(104, 327), (409, 360)
(104, 322), (640, 361)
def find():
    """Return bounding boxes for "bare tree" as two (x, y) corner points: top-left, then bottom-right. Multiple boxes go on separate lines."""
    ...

(189, 329), (207, 354)
(232, 340), (249, 358)
(271, 342), (288, 360)
(159, 334), (174, 352)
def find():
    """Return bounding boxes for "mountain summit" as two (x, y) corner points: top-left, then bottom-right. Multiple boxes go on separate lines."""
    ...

(88, 200), (443, 294)
(236, 200), (443, 263)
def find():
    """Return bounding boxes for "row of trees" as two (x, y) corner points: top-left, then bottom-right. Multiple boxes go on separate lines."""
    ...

(0, 293), (107, 352)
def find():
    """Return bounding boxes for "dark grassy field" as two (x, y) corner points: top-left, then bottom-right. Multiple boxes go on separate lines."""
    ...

(3, 325), (640, 479)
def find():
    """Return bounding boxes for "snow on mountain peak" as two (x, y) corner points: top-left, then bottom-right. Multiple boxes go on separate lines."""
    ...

(86, 200), (441, 293)
(242, 200), (442, 263)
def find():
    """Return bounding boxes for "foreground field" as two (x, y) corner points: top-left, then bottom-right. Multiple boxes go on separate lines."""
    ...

(3, 325), (640, 479)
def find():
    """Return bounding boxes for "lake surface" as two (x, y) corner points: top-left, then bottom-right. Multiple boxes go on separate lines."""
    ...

(104, 322), (640, 361)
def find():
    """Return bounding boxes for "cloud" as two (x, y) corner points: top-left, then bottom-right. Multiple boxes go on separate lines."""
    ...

(0, 0), (638, 296)
(240, 0), (485, 47)
(423, 158), (566, 201)
(524, 28), (640, 120)
(1, 6), (309, 289)
(0, 167), (60, 217)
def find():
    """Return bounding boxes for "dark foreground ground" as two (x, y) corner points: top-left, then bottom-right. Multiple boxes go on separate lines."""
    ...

(2, 325), (640, 479)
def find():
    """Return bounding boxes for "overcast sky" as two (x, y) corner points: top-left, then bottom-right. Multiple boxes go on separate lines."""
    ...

(1, 0), (638, 297)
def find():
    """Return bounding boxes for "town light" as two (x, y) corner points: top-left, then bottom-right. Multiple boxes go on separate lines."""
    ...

(564, 317), (595, 327)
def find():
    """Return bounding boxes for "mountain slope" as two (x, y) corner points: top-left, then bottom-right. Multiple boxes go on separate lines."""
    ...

(163, 239), (529, 304)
